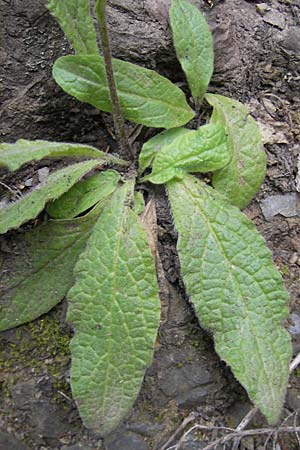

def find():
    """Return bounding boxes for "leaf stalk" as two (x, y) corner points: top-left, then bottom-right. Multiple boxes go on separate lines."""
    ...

(95, 0), (134, 161)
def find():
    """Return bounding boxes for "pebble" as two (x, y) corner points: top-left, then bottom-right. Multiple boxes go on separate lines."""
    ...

(256, 3), (269, 16)
(288, 313), (300, 336)
(38, 167), (50, 183)
(263, 10), (286, 29)
(260, 193), (300, 220)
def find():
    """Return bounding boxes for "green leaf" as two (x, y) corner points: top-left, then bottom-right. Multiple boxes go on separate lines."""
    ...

(0, 160), (102, 234)
(53, 55), (195, 129)
(47, 170), (120, 219)
(134, 191), (145, 215)
(168, 175), (291, 424)
(169, 0), (214, 105)
(139, 128), (190, 175)
(67, 180), (161, 434)
(206, 94), (266, 208)
(47, 0), (98, 54)
(145, 124), (231, 184)
(0, 203), (102, 332)
(0, 140), (126, 172)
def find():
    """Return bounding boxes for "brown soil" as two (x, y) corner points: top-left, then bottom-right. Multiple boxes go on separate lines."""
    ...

(1, 1), (300, 449)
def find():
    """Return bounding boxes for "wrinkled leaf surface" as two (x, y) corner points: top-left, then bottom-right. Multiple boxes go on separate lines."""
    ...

(48, 0), (98, 54)
(0, 160), (101, 234)
(206, 94), (266, 208)
(47, 169), (120, 219)
(139, 128), (190, 175)
(53, 55), (195, 128)
(146, 124), (230, 184)
(0, 140), (124, 172)
(170, 0), (213, 105)
(67, 180), (161, 435)
(168, 175), (291, 424)
(0, 204), (102, 331)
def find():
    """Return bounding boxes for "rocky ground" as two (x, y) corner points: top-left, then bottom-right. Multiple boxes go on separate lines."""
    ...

(1, 0), (300, 449)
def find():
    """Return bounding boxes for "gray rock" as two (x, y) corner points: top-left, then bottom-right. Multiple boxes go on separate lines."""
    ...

(281, 26), (300, 53)
(260, 193), (300, 220)
(177, 385), (211, 408)
(288, 313), (300, 337)
(160, 364), (212, 400)
(105, 432), (150, 450)
(287, 387), (300, 411)
(0, 432), (29, 450)
(263, 10), (286, 29)
(37, 167), (50, 183)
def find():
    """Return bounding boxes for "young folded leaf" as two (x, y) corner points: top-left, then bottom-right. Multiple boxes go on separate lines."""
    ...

(206, 94), (266, 209)
(0, 140), (126, 172)
(169, 0), (214, 106)
(168, 174), (291, 425)
(53, 55), (195, 129)
(48, 0), (98, 55)
(0, 203), (103, 332)
(47, 170), (120, 219)
(67, 180), (161, 435)
(0, 160), (101, 234)
(145, 123), (231, 184)
(139, 128), (190, 175)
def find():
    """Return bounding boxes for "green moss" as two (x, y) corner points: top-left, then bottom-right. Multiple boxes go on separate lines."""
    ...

(0, 307), (71, 399)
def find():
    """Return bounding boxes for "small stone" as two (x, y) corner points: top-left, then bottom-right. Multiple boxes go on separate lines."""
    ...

(288, 313), (300, 336)
(263, 10), (285, 29)
(281, 26), (300, 53)
(38, 167), (50, 183)
(289, 253), (298, 264)
(256, 3), (269, 16)
(24, 178), (33, 187)
(260, 193), (300, 220)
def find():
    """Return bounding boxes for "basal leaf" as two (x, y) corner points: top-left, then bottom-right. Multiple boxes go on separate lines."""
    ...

(0, 203), (102, 332)
(0, 140), (126, 172)
(0, 160), (101, 234)
(170, 0), (214, 105)
(138, 128), (190, 175)
(47, 169), (120, 219)
(206, 94), (266, 208)
(145, 124), (231, 184)
(48, 0), (98, 55)
(67, 180), (161, 435)
(53, 55), (195, 129)
(168, 175), (291, 424)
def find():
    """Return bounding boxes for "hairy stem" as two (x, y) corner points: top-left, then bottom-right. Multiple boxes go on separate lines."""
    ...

(95, 0), (133, 161)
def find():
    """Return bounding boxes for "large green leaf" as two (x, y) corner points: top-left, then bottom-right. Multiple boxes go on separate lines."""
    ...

(168, 175), (291, 424)
(47, 170), (120, 219)
(67, 180), (161, 435)
(206, 94), (266, 208)
(0, 140), (126, 172)
(0, 160), (101, 234)
(0, 203), (102, 332)
(145, 124), (231, 184)
(48, 0), (98, 55)
(53, 55), (195, 129)
(169, 0), (213, 105)
(138, 128), (190, 175)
